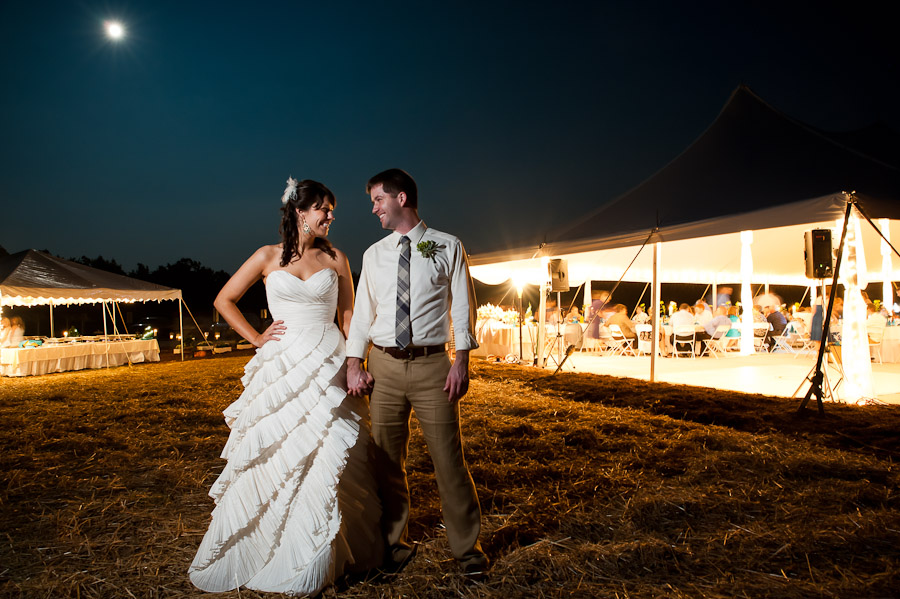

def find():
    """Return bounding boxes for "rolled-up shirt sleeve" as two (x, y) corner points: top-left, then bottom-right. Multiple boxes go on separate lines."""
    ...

(449, 239), (479, 351)
(347, 251), (375, 359)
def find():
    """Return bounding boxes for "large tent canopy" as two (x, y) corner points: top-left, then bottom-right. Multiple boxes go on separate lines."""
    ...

(469, 86), (900, 287)
(0, 250), (182, 307)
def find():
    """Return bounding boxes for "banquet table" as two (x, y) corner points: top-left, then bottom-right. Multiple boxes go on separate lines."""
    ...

(474, 320), (581, 362)
(0, 339), (160, 377)
(879, 326), (900, 363)
(473, 319), (517, 358)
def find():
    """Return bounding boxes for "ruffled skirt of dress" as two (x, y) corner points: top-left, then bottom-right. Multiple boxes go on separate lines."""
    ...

(189, 324), (383, 596)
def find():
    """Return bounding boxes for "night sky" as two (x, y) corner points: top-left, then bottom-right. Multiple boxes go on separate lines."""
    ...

(2, 1), (897, 275)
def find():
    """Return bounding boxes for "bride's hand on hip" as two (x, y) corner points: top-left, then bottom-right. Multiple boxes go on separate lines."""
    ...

(254, 320), (286, 347)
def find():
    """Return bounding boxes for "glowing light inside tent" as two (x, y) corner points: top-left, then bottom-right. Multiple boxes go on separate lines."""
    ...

(841, 209), (874, 403)
(881, 219), (893, 309)
(739, 230), (755, 355)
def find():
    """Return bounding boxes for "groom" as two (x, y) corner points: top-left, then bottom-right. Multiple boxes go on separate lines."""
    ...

(346, 168), (489, 577)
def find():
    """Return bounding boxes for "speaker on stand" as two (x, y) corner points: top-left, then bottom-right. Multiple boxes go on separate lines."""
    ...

(805, 229), (833, 279)
(797, 229), (839, 401)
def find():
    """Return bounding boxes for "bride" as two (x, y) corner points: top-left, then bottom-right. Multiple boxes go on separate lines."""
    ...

(189, 178), (382, 595)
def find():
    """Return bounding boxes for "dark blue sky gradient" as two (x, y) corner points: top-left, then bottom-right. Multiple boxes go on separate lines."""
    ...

(2, 1), (897, 273)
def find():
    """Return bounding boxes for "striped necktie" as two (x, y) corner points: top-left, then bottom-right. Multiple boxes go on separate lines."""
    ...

(396, 235), (412, 349)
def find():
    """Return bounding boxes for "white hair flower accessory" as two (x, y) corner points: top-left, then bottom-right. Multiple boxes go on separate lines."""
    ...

(281, 177), (299, 205)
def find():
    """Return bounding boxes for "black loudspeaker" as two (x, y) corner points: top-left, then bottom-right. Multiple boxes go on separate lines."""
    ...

(548, 259), (569, 292)
(804, 229), (833, 278)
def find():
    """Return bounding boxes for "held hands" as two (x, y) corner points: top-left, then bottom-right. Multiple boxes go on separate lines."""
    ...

(253, 320), (286, 347)
(347, 357), (374, 396)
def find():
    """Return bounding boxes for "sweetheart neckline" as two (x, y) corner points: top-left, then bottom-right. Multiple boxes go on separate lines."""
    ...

(266, 268), (336, 284)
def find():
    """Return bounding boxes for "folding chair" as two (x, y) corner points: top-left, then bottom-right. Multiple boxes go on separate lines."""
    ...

(701, 324), (733, 358)
(672, 326), (696, 358)
(634, 324), (653, 356)
(869, 327), (885, 364)
(753, 322), (771, 352)
(770, 327), (798, 354)
(606, 324), (636, 356)
(783, 320), (816, 358)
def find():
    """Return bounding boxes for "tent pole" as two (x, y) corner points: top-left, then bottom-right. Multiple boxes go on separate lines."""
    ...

(650, 241), (660, 382)
(798, 286), (809, 308)
(179, 298), (184, 361)
(115, 302), (130, 335)
(631, 282), (650, 318)
(712, 282), (717, 310)
(102, 301), (110, 369)
(537, 257), (549, 367)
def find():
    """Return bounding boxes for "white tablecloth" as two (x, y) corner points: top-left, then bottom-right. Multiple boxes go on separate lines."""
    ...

(474, 320), (579, 361)
(473, 319), (517, 358)
(1, 340), (160, 377)
(880, 327), (900, 363)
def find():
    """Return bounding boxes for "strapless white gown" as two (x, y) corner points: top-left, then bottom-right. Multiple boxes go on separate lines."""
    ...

(189, 268), (382, 596)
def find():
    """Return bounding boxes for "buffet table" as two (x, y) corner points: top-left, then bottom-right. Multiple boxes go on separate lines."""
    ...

(0, 339), (160, 377)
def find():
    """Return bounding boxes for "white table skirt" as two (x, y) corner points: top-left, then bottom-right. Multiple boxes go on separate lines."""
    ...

(1, 340), (160, 377)
(474, 320), (586, 361)
(880, 327), (900, 363)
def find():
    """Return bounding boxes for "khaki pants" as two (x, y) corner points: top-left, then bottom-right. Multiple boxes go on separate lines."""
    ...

(367, 348), (483, 561)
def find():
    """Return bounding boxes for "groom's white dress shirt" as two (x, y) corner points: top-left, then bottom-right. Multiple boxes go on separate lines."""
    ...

(347, 220), (479, 359)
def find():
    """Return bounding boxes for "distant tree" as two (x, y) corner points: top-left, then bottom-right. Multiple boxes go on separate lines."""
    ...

(130, 263), (152, 281)
(144, 258), (231, 313)
(72, 255), (127, 275)
(62, 254), (267, 323)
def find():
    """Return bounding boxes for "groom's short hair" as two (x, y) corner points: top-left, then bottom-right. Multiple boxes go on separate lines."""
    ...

(367, 168), (418, 209)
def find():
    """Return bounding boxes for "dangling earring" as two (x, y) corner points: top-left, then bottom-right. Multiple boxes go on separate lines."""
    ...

(302, 219), (312, 235)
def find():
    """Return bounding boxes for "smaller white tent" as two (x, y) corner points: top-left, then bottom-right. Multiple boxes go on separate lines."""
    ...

(1, 250), (186, 362)
(0, 249), (181, 306)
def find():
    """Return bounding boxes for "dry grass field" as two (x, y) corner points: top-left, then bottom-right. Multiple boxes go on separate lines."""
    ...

(2, 355), (899, 598)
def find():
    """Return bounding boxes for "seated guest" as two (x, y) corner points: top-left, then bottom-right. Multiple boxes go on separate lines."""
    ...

(752, 305), (767, 324)
(694, 305), (712, 327)
(764, 305), (787, 351)
(632, 304), (650, 324)
(566, 305), (582, 324)
(694, 300), (713, 326)
(606, 304), (637, 339)
(703, 306), (732, 339)
(1, 316), (25, 348)
(690, 306), (732, 352)
(670, 303), (695, 328)
(668, 303), (696, 352)
(867, 302), (887, 342)
(725, 306), (741, 338)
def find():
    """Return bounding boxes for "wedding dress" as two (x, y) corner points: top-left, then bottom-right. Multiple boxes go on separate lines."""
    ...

(189, 268), (382, 596)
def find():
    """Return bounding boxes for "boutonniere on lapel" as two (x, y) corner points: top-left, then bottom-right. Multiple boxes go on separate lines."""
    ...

(416, 240), (444, 262)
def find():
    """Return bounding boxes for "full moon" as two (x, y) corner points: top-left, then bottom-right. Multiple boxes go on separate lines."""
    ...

(105, 21), (124, 40)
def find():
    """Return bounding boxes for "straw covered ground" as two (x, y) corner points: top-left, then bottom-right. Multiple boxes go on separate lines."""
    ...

(2, 355), (899, 598)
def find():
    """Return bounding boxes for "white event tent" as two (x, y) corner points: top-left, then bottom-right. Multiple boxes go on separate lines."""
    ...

(468, 86), (900, 399)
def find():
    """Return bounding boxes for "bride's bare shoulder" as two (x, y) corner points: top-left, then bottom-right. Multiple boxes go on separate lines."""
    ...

(244, 244), (284, 274)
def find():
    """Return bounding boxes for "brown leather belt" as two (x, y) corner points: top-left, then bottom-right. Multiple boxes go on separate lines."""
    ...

(372, 344), (446, 360)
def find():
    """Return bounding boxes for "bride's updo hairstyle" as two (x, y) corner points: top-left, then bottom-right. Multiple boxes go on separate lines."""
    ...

(279, 178), (337, 267)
